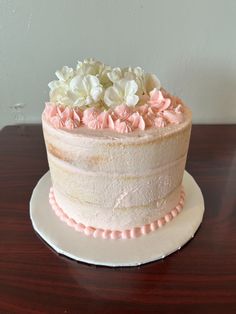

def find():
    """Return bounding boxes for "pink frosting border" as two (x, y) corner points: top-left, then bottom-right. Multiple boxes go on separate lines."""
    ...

(49, 187), (185, 240)
(43, 89), (185, 134)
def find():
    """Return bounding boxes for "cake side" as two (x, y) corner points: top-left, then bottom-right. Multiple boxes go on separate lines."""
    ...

(42, 106), (191, 230)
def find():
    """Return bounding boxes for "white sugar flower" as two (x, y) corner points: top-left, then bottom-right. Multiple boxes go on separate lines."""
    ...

(48, 80), (66, 91)
(76, 58), (112, 87)
(76, 58), (103, 76)
(124, 66), (144, 80)
(76, 59), (98, 76)
(48, 80), (73, 106)
(123, 67), (144, 96)
(48, 59), (161, 109)
(107, 67), (123, 83)
(69, 74), (103, 107)
(48, 66), (74, 105)
(107, 67), (143, 96)
(124, 67), (161, 95)
(55, 66), (74, 82)
(97, 63), (112, 87)
(107, 66), (161, 97)
(104, 79), (139, 107)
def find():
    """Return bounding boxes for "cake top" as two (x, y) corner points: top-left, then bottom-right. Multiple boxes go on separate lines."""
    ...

(43, 58), (185, 133)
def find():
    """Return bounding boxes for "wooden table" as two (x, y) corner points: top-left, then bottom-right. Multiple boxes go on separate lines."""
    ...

(0, 124), (235, 314)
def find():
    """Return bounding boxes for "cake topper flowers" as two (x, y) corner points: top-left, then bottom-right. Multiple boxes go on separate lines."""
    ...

(104, 79), (139, 107)
(45, 58), (184, 133)
(48, 58), (160, 108)
(69, 74), (103, 106)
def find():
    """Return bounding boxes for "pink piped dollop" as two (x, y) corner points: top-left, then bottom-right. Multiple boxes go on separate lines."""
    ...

(128, 112), (145, 130)
(44, 102), (82, 130)
(114, 104), (132, 120)
(43, 89), (185, 133)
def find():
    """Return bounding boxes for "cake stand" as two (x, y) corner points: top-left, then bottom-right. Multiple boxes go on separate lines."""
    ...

(30, 171), (204, 267)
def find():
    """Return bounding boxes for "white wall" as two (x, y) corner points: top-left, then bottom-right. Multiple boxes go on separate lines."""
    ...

(0, 0), (236, 128)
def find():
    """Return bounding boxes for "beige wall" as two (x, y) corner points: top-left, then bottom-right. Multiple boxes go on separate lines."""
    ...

(0, 0), (236, 128)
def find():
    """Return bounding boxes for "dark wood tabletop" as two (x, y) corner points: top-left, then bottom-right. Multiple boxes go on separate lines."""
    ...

(0, 124), (235, 314)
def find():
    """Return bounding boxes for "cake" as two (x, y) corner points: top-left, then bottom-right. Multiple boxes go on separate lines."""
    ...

(42, 58), (191, 240)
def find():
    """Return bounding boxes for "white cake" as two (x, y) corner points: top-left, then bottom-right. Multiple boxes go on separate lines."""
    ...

(42, 58), (192, 239)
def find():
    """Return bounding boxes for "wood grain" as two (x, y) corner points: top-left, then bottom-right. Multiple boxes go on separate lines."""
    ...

(0, 124), (235, 314)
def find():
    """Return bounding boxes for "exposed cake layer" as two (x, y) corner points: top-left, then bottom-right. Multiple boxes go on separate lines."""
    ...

(42, 106), (191, 231)
(49, 186), (185, 239)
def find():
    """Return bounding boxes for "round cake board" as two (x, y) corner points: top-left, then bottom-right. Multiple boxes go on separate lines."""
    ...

(30, 171), (204, 267)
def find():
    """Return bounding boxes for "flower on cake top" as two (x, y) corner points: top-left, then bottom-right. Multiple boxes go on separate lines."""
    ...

(107, 66), (161, 96)
(48, 58), (161, 108)
(69, 74), (103, 106)
(55, 65), (74, 82)
(76, 58), (112, 88)
(45, 58), (185, 133)
(49, 66), (73, 106)
(104, 79), (139, 107)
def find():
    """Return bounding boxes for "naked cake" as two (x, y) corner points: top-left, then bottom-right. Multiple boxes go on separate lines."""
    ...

(42, 58), (192, 240)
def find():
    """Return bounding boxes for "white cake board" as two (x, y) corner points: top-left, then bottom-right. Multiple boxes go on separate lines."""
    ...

(30, 171), (204, 267)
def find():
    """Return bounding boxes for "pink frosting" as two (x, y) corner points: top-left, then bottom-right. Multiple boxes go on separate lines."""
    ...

(49, 187), (185, 240)
(44, 103), (82, 130)
(43, 90), (184, 133)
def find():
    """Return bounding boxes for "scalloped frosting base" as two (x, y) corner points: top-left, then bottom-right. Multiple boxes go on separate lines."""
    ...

(49, 186), (185, 240)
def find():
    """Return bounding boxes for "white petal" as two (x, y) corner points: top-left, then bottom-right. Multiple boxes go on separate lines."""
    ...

(99, 65), (112, 87)
(85, 75), (100, 89)
(107, 67), (123, 83)
(49, 86), (68, 104)
(55, 66), (74, 81)
(76, 61), (83, 70)
(104, 86), (122, 107)
(125, 80), (138, 96)
(48, 80), (61, 90)
(85, 96), (93, 105)
(67, 91), (78, 103)
(113, 79), (127, 97)
(76, 63), (97, 76)
(91, 86), (103, 102)
(55, 70), (64, 81)
(125, 94), (139, 106)
(73, 96), (87, 106)
(134, 66), (144, 77)
(123, 72), (136, 81)
(69, 75), (83, 92)
(59, 96), (73, 106)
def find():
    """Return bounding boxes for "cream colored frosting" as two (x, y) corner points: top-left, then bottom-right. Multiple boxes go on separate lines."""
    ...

(49, 186), (185, 239)
(42, 106), (191, 232)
